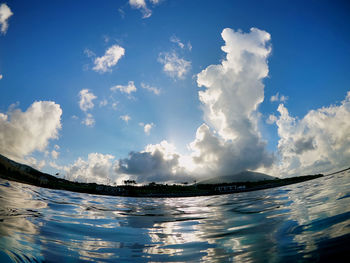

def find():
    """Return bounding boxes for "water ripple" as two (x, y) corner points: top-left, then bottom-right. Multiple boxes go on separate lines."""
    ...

(0, 171), (349, 262)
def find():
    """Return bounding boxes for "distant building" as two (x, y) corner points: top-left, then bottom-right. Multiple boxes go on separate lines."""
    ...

(215, 185), (237, 192)
(215, 185), (246, 192)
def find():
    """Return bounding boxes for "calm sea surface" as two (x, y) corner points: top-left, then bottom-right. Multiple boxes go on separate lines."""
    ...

(0, 172), (349, 262)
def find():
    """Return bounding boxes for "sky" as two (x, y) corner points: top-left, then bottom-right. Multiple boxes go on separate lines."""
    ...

(0, 0), (350, 185)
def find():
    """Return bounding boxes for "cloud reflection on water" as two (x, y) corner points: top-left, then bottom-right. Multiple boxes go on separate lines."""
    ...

(0, 172), (349, 262)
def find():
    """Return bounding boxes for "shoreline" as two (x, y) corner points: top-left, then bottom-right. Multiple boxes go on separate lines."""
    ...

(0, 154), (348, 198)
(0, 174), (324, 198)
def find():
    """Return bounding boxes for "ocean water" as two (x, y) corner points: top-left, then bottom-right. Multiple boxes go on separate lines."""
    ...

(0, 172), (349, 262)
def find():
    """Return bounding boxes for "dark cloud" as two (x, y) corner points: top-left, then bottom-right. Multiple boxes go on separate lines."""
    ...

(115, 142), (193, 183)
(294, 137), (315, 154)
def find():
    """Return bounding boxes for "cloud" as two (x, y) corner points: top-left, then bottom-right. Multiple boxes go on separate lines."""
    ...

(293, 137), (315, 154)
(141, 82), (161, 95)
(158, 51), (191, 79)
(24, 157), (46, 170)
(129, 0), (147, 9)
(139, 122), (154, 135)
(111, 81), (137, 95)
(129, 0), (152, 18)
(144, 123), (153, 135)
(115, 141), (191, 183)
(79, 90), (96, 127)
(49, 161), (63, 171)
(149, 0), (161, 4)
(103, 35), (110, 43)
(187, 42), (192, 51)
(120, 115), (131, 123)
(82, 113), (95, 127)
(118, 7), (126, 19)
(0, 74), (3, 80)
(99, 99), (108, 107)
(93, 45), (125, 73)
(0, 3), (13, 34)
(189, 124), (273, 177)
(78, 89), (97, 127)
(273, 91), (350, 176)
(23, 26), (348, 185)
(189, 27), (274, 176)
(270, 92), (288, 102)
(170, 35), (191, 51)
(128, 0), (164, 18)
(79, 89), (97, 112)
(270, 93), (279, 102)
(266, 114), (278, 124)
(0, 101), (62, 161)
(84, 48), (96, 58)
(170, 35), (185, 49)
(111, 102), (118, 110)
(51, 150), (59, 159)
(61, 141), (191, 185)
(64, 153), (116, 184)
(75, 27), (274, 184)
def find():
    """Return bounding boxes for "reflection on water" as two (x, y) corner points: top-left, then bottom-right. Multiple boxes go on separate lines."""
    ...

(0, 172), (349, 262)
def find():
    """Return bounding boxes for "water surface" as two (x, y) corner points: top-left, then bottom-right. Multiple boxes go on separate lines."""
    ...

(0, 172), (349, 262)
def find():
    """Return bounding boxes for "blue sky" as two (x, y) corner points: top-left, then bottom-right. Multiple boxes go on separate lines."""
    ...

(1, 0), (350, 184)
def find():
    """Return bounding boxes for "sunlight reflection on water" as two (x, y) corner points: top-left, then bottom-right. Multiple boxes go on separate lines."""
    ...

(0, 171), (349, 262)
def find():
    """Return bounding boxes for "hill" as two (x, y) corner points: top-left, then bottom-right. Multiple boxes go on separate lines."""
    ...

(0, 153), (326, 198)
(199, 171), (276, 184)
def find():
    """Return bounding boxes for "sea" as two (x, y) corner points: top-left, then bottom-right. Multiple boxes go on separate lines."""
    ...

(0, 171), (349, 262)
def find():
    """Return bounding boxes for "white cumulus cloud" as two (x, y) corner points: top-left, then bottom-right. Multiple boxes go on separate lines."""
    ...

(78, 90), (96, 127)
(27, 27), (350, 185)
(129, 0), (146, 9)
(273, 91), (350, 177)
(115, 140), (191, 183)
(106, 27), (274, 183)
(93, 45), (125, 73)
(0, 3), (13, 34)
(189, 27), (274, 176)
(158, 51), (191, 79)
(0, 101), (62, 161)
(64, 153), (116, 184)
(111, 81), (137, 94)
(24, 157), (46, 170)
(129, 0), (152, 18)
(79, 89), (97, 112)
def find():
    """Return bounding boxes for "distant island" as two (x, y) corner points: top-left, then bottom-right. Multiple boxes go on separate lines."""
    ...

(0, 154), (346, 198)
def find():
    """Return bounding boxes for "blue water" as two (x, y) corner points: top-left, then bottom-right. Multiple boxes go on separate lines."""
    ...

(0, 172), (349, 262)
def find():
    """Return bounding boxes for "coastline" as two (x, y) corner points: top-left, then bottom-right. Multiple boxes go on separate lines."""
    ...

(1, 154), (348, 198)
(0, 173), (324, 198)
